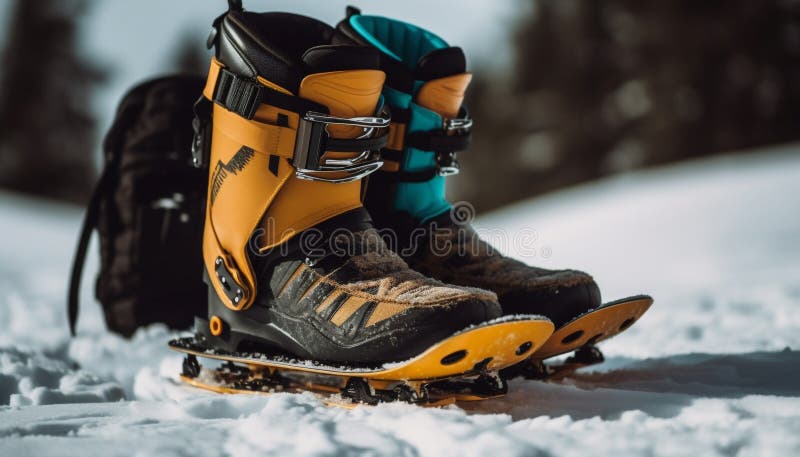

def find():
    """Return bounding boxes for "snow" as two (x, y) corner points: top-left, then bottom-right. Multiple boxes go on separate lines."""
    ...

(1, 145), (800, 456)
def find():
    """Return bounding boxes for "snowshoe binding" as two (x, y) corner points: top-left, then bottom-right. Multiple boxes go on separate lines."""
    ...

(171, 315), (551, 406)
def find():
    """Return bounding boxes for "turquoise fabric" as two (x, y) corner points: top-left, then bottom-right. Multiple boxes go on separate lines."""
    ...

(350, 15), (453, 222)
(382, 87), (452, 222)
(348, 15), (448, 69)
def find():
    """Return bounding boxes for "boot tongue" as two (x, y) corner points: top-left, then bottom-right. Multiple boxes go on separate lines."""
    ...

(414, 47), (466, 81)
(298, 46), (386, 138)
(413, 47), (471, 119)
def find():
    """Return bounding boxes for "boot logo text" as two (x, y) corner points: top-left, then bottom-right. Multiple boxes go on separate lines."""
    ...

(210, 146), (255, 204)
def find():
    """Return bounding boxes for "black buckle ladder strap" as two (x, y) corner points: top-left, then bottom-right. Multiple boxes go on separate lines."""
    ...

(213, 68), (327, 120)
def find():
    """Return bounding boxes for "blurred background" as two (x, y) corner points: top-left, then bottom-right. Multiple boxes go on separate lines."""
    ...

(2, 0), (799, 209)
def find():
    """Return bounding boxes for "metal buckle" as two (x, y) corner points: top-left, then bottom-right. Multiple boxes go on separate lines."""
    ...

(191, 117), (206, 168)
(191, 97), (212, 168)
(293, 111), (390, 183)
(443, 117), (473, 132)
(436, 151), (460, 177)
(214, 257), (244, 305)
(436, 116), (472, 176)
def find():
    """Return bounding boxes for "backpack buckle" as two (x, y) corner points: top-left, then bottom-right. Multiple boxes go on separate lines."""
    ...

(292, 111), (390, 183)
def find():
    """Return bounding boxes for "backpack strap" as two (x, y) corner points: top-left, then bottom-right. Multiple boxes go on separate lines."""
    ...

(67, 164), (116, 336)
(66, 87), (137, 335)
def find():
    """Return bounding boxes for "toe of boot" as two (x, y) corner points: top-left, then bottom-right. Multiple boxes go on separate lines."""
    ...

(499, 270), (601, 328)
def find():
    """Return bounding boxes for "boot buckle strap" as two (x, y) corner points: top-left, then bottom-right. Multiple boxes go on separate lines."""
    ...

(437, 109), (472, 176)
(211, 67), (390, 183)
(213, 69), (264, 119)
(293, 111), (390, 183)
(443, 116), (473, 133)
(436, 151), (460, 177)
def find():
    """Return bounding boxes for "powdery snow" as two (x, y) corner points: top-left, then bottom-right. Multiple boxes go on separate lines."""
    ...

(1, 145), (799, 456)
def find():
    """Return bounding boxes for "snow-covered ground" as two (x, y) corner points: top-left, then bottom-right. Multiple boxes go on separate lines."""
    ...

(1, 145), (799, 456)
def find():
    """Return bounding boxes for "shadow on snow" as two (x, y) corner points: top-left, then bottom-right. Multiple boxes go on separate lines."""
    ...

(462, 349), (799, 420)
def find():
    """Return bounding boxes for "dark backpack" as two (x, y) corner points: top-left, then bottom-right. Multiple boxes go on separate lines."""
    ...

(68, 75), (208, 337)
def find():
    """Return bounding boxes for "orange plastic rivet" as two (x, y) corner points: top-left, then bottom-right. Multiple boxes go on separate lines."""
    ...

(209, 316), (224, 336)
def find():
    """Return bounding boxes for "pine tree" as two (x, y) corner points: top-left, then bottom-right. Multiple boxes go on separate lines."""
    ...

(0, 0), (106, 203)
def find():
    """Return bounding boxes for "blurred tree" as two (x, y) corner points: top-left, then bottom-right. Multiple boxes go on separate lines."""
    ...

(458, 0), (800, 211)
(0, 0), (106, 203)
(171, 32), (208, 75)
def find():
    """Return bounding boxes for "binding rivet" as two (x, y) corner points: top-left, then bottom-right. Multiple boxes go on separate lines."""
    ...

(209, 316), (224, 336)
